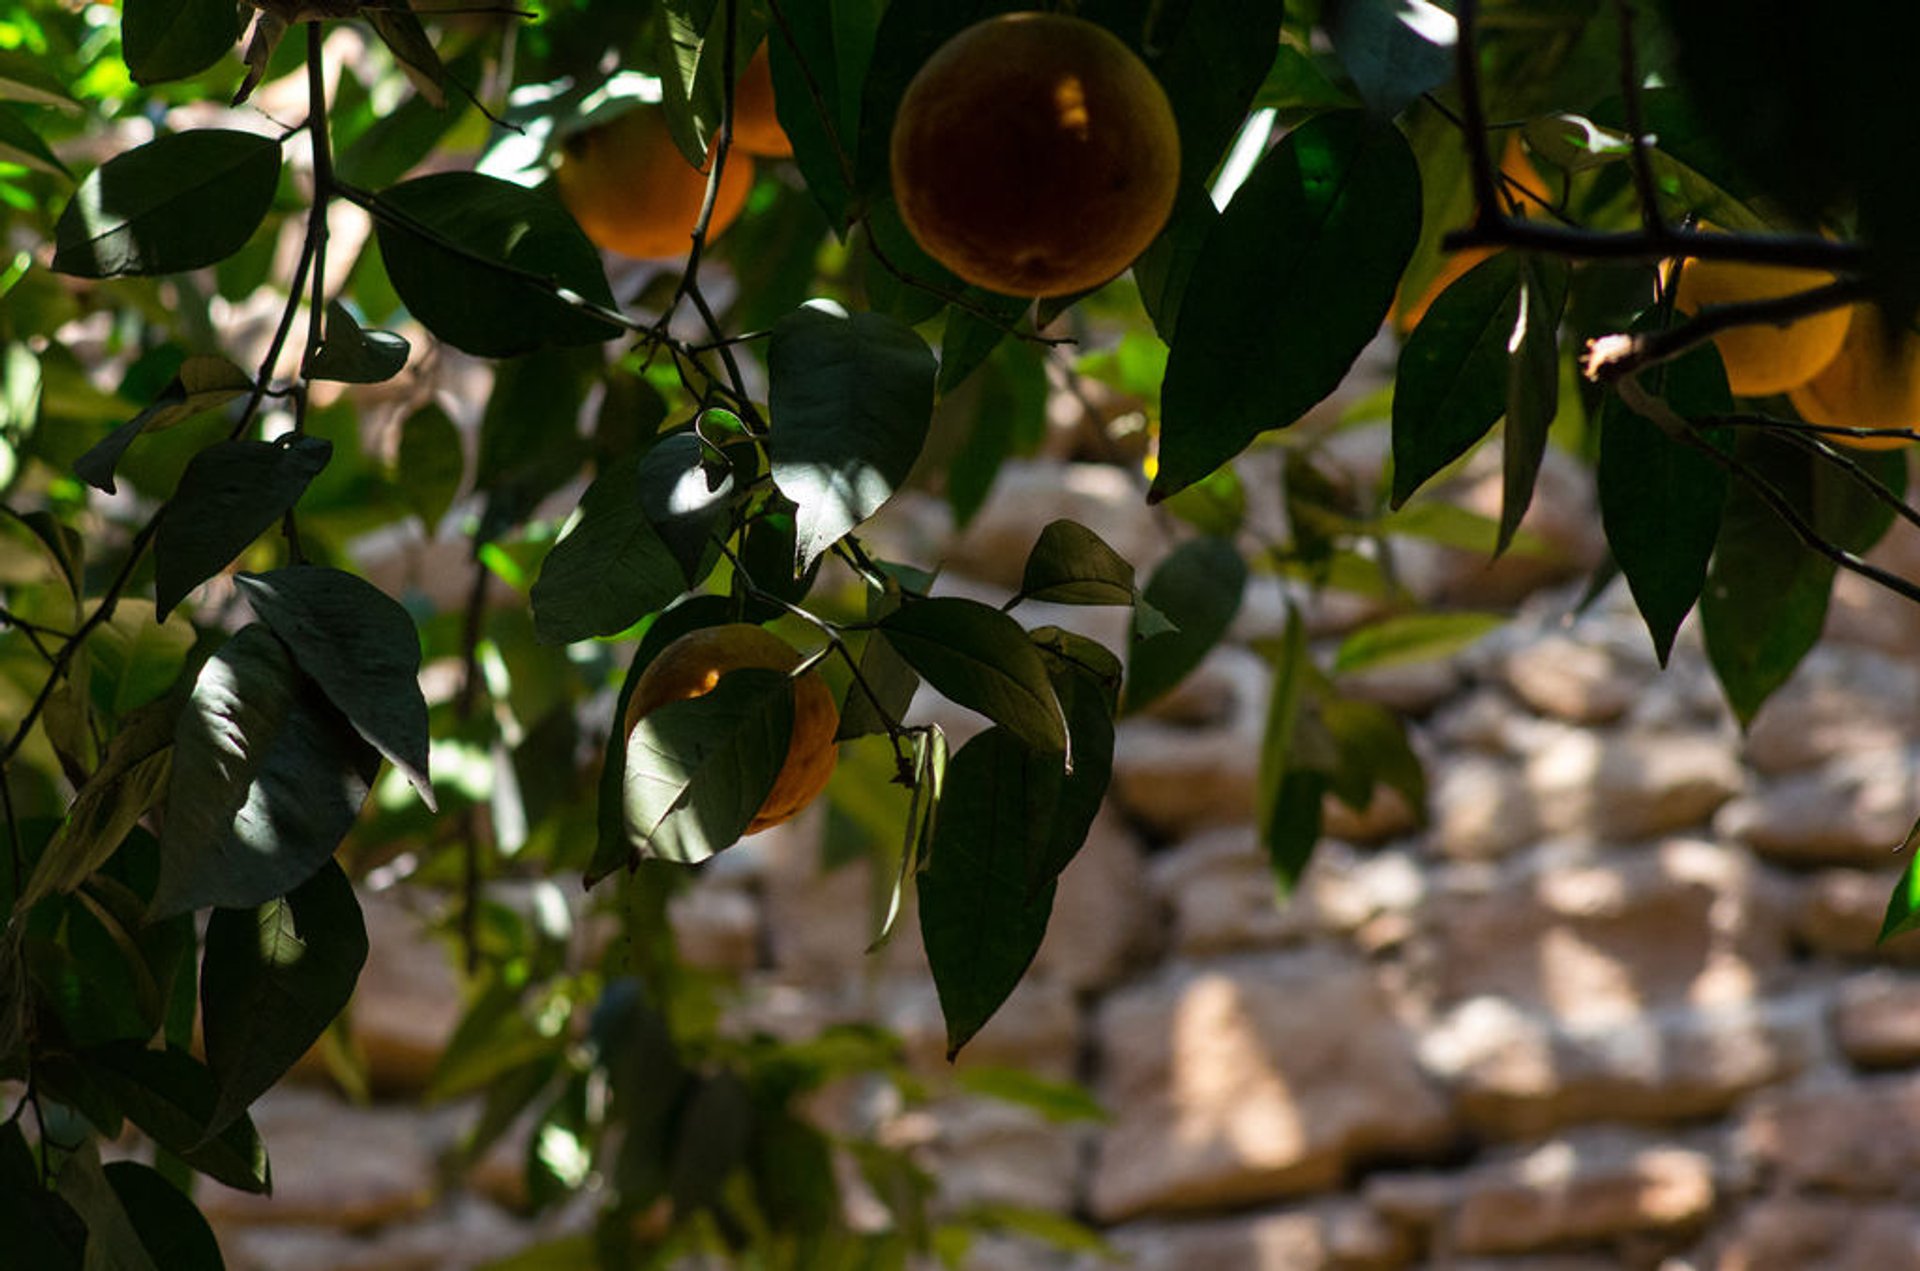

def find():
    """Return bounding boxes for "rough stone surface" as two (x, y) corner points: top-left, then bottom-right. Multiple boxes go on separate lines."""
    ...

(1738, 1073), (1920, 1194)
(1740, 644), (1920, 774)
(1522, 727), (1744, 842)
(1110, 715), (1260, 838)
(1712, 1196), (1920, 1271)
(1090, 951), (1453, 1220)
(944, 461), (1163, 590)
(1425, 840), (1792, 1024)
(1430, 755), (1542, 860)
(351, 890), (463, 1092)
(1792, 867), (1920, 963)
(1502, 633), (1652, 725)
(1715, 749), (1920, 864)
(1833, 970), (1920, 1068)
(1090, 1203), (1412, 1271)
(1419, 996), (1823, 1138)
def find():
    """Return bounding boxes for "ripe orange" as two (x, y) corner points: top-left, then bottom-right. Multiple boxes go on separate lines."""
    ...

(1670, 230), (1851, 397)
(888, 12), (1180, 298)
(1394, 137), (1551, 333)
(555, 106), (754, 260)
(732, 43), (791, 159)
(623, 623), (839, 833)
(1788, 303), (1920, 450)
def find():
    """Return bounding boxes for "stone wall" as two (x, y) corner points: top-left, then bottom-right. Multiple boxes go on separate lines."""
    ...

(209, 444), (1920, 1270)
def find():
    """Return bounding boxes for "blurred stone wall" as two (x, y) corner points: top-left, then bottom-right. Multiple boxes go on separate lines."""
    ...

(210, 442), (1920, 1270)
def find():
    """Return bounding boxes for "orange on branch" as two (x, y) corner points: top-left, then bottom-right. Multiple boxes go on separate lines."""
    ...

(1393, 137), (1551, 333)
(1670, 233), (1850, 397)
(1788, 303), (1920, 450)
(623, 623), (839, 834)
(555, 106), (754, 260)
(888, 12), (1180, 298)
(733, 42), (792, 158)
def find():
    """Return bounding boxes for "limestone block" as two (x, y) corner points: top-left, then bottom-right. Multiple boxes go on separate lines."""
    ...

(1714, 749), (1920, 864)
(668, 883), (760, 973)
(1739, 644), (1920, 774)
(1420, 996), (1822, 1138)
(199, 1088), (445, 1228)
(945, 461), (1164, 591)
(1833, 970), (1920, 1067)
(1713, 1196), (1920, 1271)
(1430, 755), (1542, 860)
(1110, 716), (1259, 838)
(1792, 868), (1920, 963)
(1032, 806), (1156, 991)
(882, 972), (1081, 1082)
(1739, 1072), (1920, 1194)
(1426, 839), (1791, 1025)
(1090, 1202), (1412, 1271)
(217, 1197), (536, 1271)
(1089, 951), (1453, 1220)
(1522, 726), (1743, 842)
(1446, 1131), (1716, 1255)
(1502, 632), (1652, 725)
(351, 890), (463, 1093)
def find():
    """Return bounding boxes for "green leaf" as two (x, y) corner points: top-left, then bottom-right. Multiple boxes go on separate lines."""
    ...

(1017, 520), (1135, 606)
(152, 625), (380, 918)
(237, 567), (434, 809)
(75, 355), (253, 495)
(953, 1067), (1108, 1124)
(1390, 251), (1525, 506)
(305, 301), (410, 384)
(878, 596), (1066, 754)
(1700, 434), (1834, 724)
(1321, 695), (1427, 819)
(622, 667), (794, 865)
(1256, 607), (1311, 879)
(201, 860), (367, 1135)
(1881, 823), (1920, 942)
(1155, 110), (1421, 500)
(586, 596), (734, 887)
(1265, 768), (1329, 895)
(634, 432), (734, 584)
(768, 304), (937, 570)
(836, 631), (920, 742)
(668, 1070), (754, 1213)
(651, 2), (769, 166)
(916, 728), (1059, 1059)
(530, 450), (698, 646)
(0, 1138), (83, 1269)
(0, 102), (69, 178)
(374, 172), (623, 357)
(89, 600), (196, 716)
(767, 0), (880, 232)
(1332, 610), (1504, 675)
(367, 5), (449, 108)
(1497, 256), (1572, 553)
(393, 402), (462, 530)
(1123, 537), (1246, 714)
(945, 337), (1049, 526)
(19, 703), (175, 915)
(155, 437), (332, 619)
(53, 131), (281, 278)
(104, 1161), (225, 1271)
(1598, 336), (1734, 664)
(122, 0), (239, 85)
(1152, 2), (1288, 201)
(0, 49), (81, 109)
(55, 1142), (155, 1271)
(1326, 0), (1457, 119)
(85, 1043), (270, 1194)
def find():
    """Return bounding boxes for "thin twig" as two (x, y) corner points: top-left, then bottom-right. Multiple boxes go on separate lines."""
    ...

(1613, 0), (1665, 238)
(1765, 425), (1920, 539)
(1453, 0), (1500, 228)
(1444, 217), (1863, 271)
(1584, 277), (1871, 382)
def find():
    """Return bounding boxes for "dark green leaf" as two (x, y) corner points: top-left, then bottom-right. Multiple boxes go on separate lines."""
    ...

(767, 0), (879, 231)
(1018, 520), (1135, 606)
(0, 1162), (83, 1270)
(367, 6), (448, 108)
(836, 631), (920, 742)
(152, 626), (380, 917)
(1598, 336), (1734, 663)
(768, 304), (937, 569)
(1265, 769), (1328, 895)
(945, 337), (1049, 527)
(622, 667), (793, 865)
(374, 172), (622, 357)
(1255, 607), (1311, 875)
(305, 301), (410, 385)
(1326, 0), (1457, 118)
(85, 1043), (270, 1194)
(0, 48), (81, 108)
(668, 1070), (754, 1213)
(1124, 537), (1246, 713)
(587, 596), (734, 887)
(1155, 110), (1420, 499)
(651, 3), (769, 166)
(1497, 256), (1572, 553)
(530, 451), (694, 646)
(122, 0), (239, 85)
(75, 355), (253, 495)
(917, 728), (1058, 1057)
(237, 568), (434, 808)
(104, 1161), (225, 1271)
(1390, 251), (1525, 506)
(53, 131), (280, 278)
(1321, 696), (1427, 819)
(201, 860), (366, 1135)
(88, 601), (196, 716)
(155, 437), (332, 619)
(19, 701), (175, 914)
(878, 596), (1065, 754)
(635, 432), (733, 584)
(0, 102), (69, 177)
(393, 402), (462, 530)
(1151, 1), (1288, 200)
(55, 1142), (154, 1271)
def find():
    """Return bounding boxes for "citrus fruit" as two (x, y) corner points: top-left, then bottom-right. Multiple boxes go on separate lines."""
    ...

(1394, 137), (1551, 333)
(556, 106), (754, 260)
(623, 623), (839, 834)
(732, 43), (791, 159)
(1788, 303), (1920, 449)
(888, 12), (1180, 298)
(1670, 232), (1851, 397)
